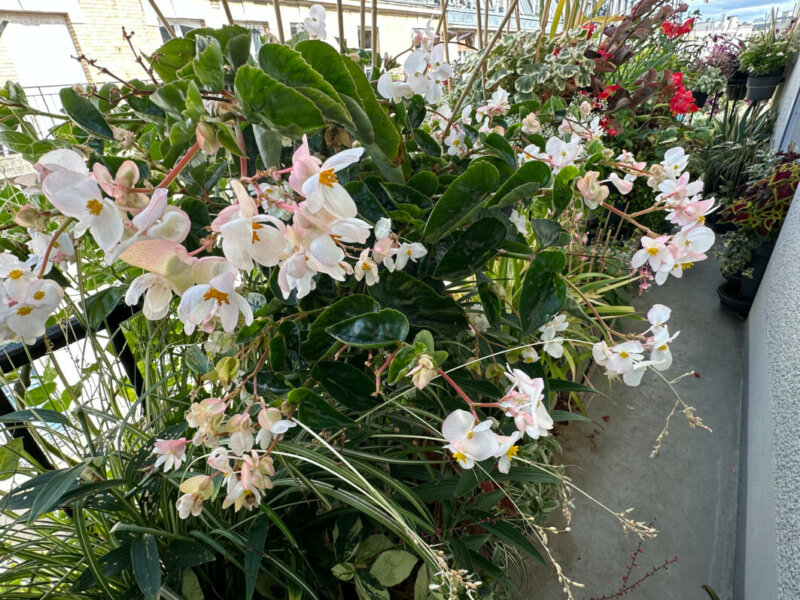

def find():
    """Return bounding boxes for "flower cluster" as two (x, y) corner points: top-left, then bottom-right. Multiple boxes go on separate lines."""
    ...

(301, 4), (327, 40)
(377, 43), (452, 104)
(669, 72), (699, 116)
(661, 18), (695, 39)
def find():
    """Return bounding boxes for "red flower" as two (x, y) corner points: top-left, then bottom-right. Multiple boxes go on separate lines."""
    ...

(661, 18), (695, 39)
(599, 116), (620, 136)
(668, 71), (698, 114)
(597, 84), (621, 101)
(661, 22), (676, 37)
(583, 22), (596, 37)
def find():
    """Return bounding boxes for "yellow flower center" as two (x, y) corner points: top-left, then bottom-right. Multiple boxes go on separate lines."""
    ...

(406, 249), (413, 256)
(7, 269), (24, 280)
(619, 351), (629, 359)
(466, 431), (474, 439)
(657, 344), (668, 351)
(452, 451), (468, 464)
(203, 287), (230, 305)
(682, 262), (694, 270)
(361, 261), (372, 271)
(506, 445), (519, 459)
(698, 215), (705, 223)
(252, 222), (262, 243)
(561, 151), (567, 157)
(452, 139), (460, 146)
(16, 306), (33, 316)
(33, 291), (45, 300)
(646, 247), (659, 256)
(86, 199), (104, 216)
(318, 168), (338, 188)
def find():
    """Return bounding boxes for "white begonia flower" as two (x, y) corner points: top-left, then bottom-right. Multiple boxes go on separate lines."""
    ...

(2, 279), (63, 343)
(354, 249), (380, 286)
(42, 169), (124, 252)
(647, 304), (671, 334)
(672, 225), (714, 256)
(661, 147), (688, 180)
(494, 431), (522, 474)
(0, 252), (37, 299)
(256, 406), (296, 449)
(152, 438), (187, 472)
(539, 313), (568, 340)
(300, 147), (364, 218)
(622, 359), (653, 387)
(509, 209), (527, 234)
(487, 85), (510, 113)
(385, 242), (427, 271)
(126, 272), (185, 320)
(441, 409), (499, 469)
(604, 340), (645, 374)
(404, 51), (432, 96)
(521, 112), (542, 134)
(540, 328), (565, 359)
(28, 230), (75, 275)
(226, 413), (254, 457)
(649, 326), (679, 371)
(428, 44), (452, 80)
(545, 136), (583, 172)
(444, 129), (467, 157)
(467, 304), (490, 334)
(177, 267), (254, 334)
(374, 217), (392, 240)
(407, 354), (437, 389)
(631, 235), (675, 272)
(501, 365), (552, 439)
(176, 475), (213, 519)
(36, 148), (90, 176)
(576, 171), (609, 209)
(520, 347), (539, 363)
(303, 4), (327, 39)
(377, 72), (414, 103)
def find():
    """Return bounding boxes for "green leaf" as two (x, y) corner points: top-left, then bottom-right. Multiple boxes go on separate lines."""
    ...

(531, 219), (569, 247)
(28, 463), (87, 523)
(353, 535), (393, 565)
(225, 33), (252, 70)
(414, 565), (429, 600)
(193, 37), (224, 90)
(548, 378), (602, 396)
(369, 271), (468, 336)
(406, 95), (426, 128)
(71, 546), (131, 592)
(553, 165), (579, 216)
(370, 550), (418, 587)
(294, 388), (354, 428)
(479, 519), (546, 566)
(332, 562), (356, 581)
(423, 162), (499, 243)
(258, 43), (351, 125)
(412, 129), (441, 156)
(325, 309), (409, 348)
(150, 38), (195, 82)
(0, 408), (69, 425)
(295, 40), (359, 98)
(519, 250), (567, 335)
(131, 534), (161, 600)
(245, 514), (269, 600)
(252, 124), (283, 169)
(433, 218), (506, 279)
(407, 171), (439, 196)
(59, 88), (113, 140)
(302, 295), (379, 359)
(182, 568), (204, 600)
(346, 181), (387, 222)
(0, 130), (33, 153)
(0, 438), (23, 480)
(312, 361), (376, 411)
(84, 286), (126, 329)
(185, 345), (210, 374)
(488, 160), (551, 208)
(355, 571), (390, 600)
(163, 540), (216, 567)
(551, 409), (592, 422)
(478, 281), (502, 330)
(151, 81), (188, 119)
(483, 132), (516, 168)
(235, 65), (325, 137)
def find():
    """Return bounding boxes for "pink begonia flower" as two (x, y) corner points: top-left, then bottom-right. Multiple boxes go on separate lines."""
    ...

(501, 366), (552, 439)
(177, 266), (253, 334)
(442, 409), (499, 468)
(607, 172), (633, 194)
(577, 171), (609, 209)
(92, 160), (142, 206)
(631, 235), (675, 272)
(256, 406), (296, 449)
(177, 475), (213, 518)
(153, 437), (187, 472)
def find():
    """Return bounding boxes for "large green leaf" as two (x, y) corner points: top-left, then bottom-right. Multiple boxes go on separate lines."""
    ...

(325, 309), (409, 348)
(519, 250), (567, 335)
(244, 514), (269, 600)
(72, 546), (132, 592)
(84, 286), (126, 329)
(483, 132), (516, 168)
(553, 165), (579, 216)
(295, 40), (359, 98)
(369, 550), (417, 587)
(59, 88), (113, 140)
(355, 571), (390, 600)
(28, 463), (87, 523)
(311, 361), (376, 411)
(0, 408), (69, 425)
(293, 388), (354, 428)
(478, 519), (546, 566)
(531, 218), (570, 247)
(193, 37), (224, 90)
(150, 38), (195, 82)
(0, 438), (23, 481)
(225, 33), (252, 70)
(258, 44), (351, 126)
(302, 294), (380, 359)
(150, 80), (189, 119)
(234, 65), (324, 137)
(488, 160), (551, 207)
(369, 271), (468, 336)
(423, 162), (499, 243)
(131, 534), (161, 600)
(433, 217), (506, 279)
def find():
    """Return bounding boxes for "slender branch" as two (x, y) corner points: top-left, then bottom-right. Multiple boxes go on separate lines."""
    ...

(599, 201), (656, 236)
(157, 142), (201, 189)
(37, 219), (74, 279)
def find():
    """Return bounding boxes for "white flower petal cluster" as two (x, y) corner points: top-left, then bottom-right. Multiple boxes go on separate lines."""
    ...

(377, 43), (452, 105)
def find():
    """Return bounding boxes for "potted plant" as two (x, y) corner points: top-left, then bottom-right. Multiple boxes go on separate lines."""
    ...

(739, 25), (798, 101)
(715, 151), (800, 312)
(691, 66), (727, 108)
(705, 37), (746, 100)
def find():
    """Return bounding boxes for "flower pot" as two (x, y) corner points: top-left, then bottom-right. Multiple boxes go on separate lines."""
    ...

(739, 242), (775, 300)
(745, 72), (782, 102)
(726, 70), (748, 100)
(717, 281), (751, 317)
(691, 90), (709, 108)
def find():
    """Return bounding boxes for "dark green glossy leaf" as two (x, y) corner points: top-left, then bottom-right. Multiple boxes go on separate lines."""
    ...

(325, 309), (409, 348)
(0, 408), (69, 425)
(193, 36), (224, 90)
(252, 124), (283, 169)
(383, 182), (432, 213)
(479, 519), (546, 566)
(519, 250), (567, 335)
(131, 534), (161, 600)
(269, 335), (287, 370)
(369, 271), (468, 336)
(478, 281), (502, 330)
(407, 170), (438, 196)
(234, 65), (324, 137)
(72, 546), (131, 592)
(150, 38), (195, 82)
(294, 388), (354, 428)
(59, 88), (113, 139)
(151, 81), (188, 119)
(163, 541), (216, 568)
(345, 181), (387, 223)
(553, 165), (579, 216)
(245, 514), (269, 600)
(28, 463), (87, 523)
(423, 162), (499, 243)
(295, 40), (359, 98)
(406, 95), (426, 128)
(302, 294), (379, 359)
(387, 345), (420, 384)
(483, 132), (516, 168)
(412, 128), (441, 157)
(312, 361), (376, 411)
(488, 160), (551, 208)
(531, 218), (570, 247)
(84, 287), (126, 329)
(225, 33), (251, 70)
(355, 571), (390, 600)
(434, 217), (506, 279)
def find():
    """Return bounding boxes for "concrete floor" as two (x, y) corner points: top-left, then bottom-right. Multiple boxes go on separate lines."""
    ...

(518, 257), (744, 600)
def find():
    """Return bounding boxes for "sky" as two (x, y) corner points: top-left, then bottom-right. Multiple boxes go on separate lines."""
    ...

(686, 0), (797, 21)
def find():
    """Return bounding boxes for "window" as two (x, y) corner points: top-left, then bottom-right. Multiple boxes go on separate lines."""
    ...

(159, 21), (205, 43)
(357, 26), (379, 51)
(290, 22), (303, 37)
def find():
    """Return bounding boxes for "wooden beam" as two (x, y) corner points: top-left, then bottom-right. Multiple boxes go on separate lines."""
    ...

(221, 0), (235, 25)
(274, 0), (285, 43)
(146, 0), (175, 39)
(360, 0), (366, 48)
(371, 0), (378, 72)
(336, 0), (345, 53)
(475, 0), (483, 49)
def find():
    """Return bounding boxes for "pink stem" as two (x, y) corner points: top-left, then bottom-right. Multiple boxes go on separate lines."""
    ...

(157, 142), (201, 189)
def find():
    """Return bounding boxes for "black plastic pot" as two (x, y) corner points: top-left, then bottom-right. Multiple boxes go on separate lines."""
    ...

(726, 70), (748, 100)
(717, 281), (752, 317)
(692, 90), (709, 108)
(745, 72), (782, 102)
(739, 242), (775, 300)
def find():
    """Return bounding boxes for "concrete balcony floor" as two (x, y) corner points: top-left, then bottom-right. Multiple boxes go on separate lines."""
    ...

(520, 255), (744, 599)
